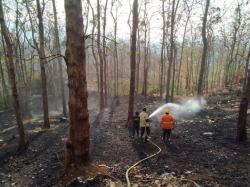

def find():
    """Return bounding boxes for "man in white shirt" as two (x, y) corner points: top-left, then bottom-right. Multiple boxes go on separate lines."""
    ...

(139, 107), (150, 142)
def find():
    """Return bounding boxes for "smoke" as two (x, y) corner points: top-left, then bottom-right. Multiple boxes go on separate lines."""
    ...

(149, 97), (206, 120)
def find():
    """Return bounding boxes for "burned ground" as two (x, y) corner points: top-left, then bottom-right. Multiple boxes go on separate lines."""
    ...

(0, 91), (249, 187)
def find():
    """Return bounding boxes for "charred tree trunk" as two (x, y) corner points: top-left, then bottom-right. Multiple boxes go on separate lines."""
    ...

(197, 0), (209, 96)
(0, 0), (26, 149)
(52, 0), (67, 117)
(237, 69), (250, 142)
(64, 0), (90, 169)
(128, 0), (138, 126)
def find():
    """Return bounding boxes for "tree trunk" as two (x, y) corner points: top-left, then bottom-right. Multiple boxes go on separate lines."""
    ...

(103, 0), (108, 107)
(0, 0), (26, 149)
(197, 0), (209, 96)
(236, 69), (250, 142)
(0, 55), (8, 107)
(243, 47), (250, 90)
(160, 0), (166, 98)
(176, 15), (189, 95)
(35, 0), (50, 128)
(128, 0), (138, 126)
(165, 0), (175, 102)
(87, 0), (100, 93)
(64, 0), (90, 169)
(97, 0), (104, 110)
(52, 0), (67, 117)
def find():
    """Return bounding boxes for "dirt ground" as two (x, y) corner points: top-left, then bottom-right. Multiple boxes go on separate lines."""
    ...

(0, 90), (249, 187)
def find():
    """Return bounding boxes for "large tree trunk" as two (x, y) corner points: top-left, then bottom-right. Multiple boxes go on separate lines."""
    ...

(197, 0), (209, 96)
(52, 0), (67, 117)
(128, 0), (138, 126)
(237, 69), (250, 142)
(0, 0), (26, 149)
(165, 0), (175, 102)
(36, 0), (50, 128)
(64, 0), (90, 170)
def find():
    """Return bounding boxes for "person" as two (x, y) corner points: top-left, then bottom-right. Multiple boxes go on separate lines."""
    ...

(160, 109), (174, 143)
(140, 107), (150, 142)
(133, 111), (140, 137)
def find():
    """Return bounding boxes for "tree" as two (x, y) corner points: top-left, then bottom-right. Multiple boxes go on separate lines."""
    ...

(237, 68), (250, 142)
(25, 0), (50, 128)
(64, 0), (90, 169)
(97, 0), (105, 110)
(0, 0), (26, 149)
(159, 0), (166, 98)
(128, 0), (138, 126)
(165, 0), (176, 102)
(52, 0), (67, 117)
(197, 0), (210, 96)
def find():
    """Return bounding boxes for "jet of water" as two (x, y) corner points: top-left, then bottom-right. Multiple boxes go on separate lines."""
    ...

(149, 97), (206, 120)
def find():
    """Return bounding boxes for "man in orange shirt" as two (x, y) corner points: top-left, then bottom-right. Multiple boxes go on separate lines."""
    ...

(160, 109), (174, 142)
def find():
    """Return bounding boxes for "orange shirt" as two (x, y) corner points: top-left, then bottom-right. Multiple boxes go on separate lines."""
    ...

(161, 114), (174, 129)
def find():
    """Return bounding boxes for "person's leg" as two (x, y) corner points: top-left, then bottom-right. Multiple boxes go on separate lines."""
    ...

(136, 125), (139, 137)
(132, 125), (135, 137)
(166, 129), (171, 141)
(162, 129), (166, 142)
(140, 127), (145, 139)
(146, 127), (150, 136)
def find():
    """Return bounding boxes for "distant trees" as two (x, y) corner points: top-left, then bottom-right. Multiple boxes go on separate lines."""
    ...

(25, 0), (50, 128)
(52, 0), (67, 117)
(64, 0), (90, 169)
(0, 0), (26, 149)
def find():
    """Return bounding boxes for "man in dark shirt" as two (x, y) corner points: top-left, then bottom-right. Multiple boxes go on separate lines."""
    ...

(133, 111), (140, 137)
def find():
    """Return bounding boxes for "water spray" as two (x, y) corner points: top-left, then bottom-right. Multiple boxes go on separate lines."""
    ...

(149, 97), (206, 120)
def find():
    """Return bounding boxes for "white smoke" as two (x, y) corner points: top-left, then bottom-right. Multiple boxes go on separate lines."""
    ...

(149, 97), (206, 120)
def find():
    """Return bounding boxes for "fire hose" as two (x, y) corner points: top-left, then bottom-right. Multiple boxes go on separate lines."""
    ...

(125, 139), (162, 187)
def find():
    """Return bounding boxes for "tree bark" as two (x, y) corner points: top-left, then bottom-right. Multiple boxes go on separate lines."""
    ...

(160, 0), (166, 98)
(97, 0), (105, 110)
(197, 0), (209, 96)
(0, 0), (26, 149)
(165, 0), (175, 102)
(128, 0), (138, 126)
(237, 69), (250, 142)
(64, 0), (90, 169)
(35, 0), (50, 128)
(52, 0), (67, 117)
(103, 0), (108, 107)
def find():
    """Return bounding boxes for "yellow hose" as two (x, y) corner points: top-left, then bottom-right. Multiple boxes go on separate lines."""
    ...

(125, 140), (162, 187)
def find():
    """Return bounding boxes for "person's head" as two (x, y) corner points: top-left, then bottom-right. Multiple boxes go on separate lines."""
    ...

(135, 111), (139, 116)
(143, 107), (147, 112)
(165, 108), (170, 114)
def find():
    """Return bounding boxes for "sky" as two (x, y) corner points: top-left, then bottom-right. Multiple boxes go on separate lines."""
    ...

(52, 0), (249, 45)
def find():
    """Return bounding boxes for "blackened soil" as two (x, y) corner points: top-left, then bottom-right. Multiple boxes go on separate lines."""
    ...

(0, 90), (250, 187)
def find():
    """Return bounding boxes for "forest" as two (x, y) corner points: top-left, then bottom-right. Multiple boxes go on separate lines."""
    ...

(0, 0), (249, 186)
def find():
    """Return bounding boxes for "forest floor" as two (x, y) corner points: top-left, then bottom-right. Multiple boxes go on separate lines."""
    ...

(0, 90), (250, 187)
